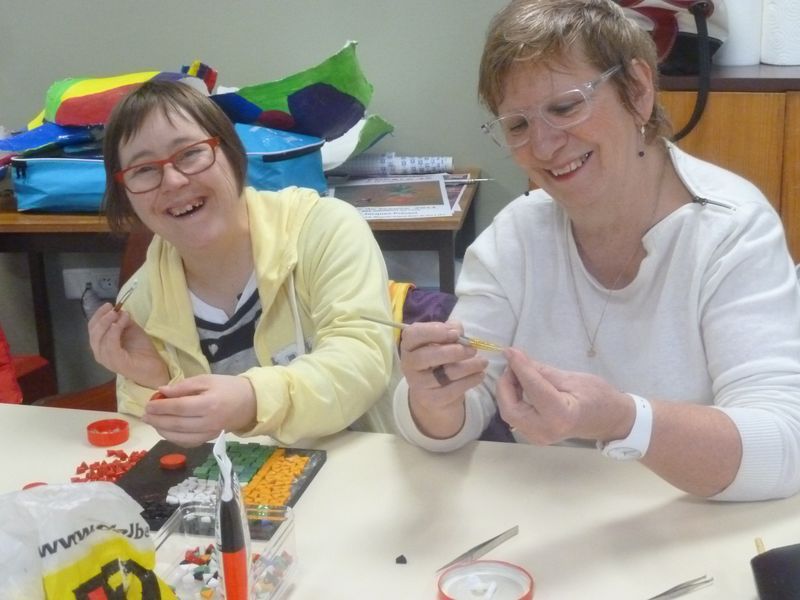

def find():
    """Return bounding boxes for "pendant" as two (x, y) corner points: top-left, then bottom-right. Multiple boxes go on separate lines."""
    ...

(587, 348), (597, 358)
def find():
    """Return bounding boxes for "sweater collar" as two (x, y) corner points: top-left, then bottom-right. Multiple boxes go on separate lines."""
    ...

(142, 187), (319, 349)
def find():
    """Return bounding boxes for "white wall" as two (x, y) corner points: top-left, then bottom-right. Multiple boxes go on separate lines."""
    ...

(0, 0), (527, 391)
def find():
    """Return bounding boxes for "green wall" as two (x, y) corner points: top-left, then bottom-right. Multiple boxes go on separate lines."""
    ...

(0, 0), (527, 392)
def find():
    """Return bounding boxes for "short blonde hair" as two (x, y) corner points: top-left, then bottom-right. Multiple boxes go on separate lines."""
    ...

(478, 0), (671, 140)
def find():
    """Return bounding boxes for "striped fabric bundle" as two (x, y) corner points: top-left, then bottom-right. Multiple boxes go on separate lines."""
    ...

(29, 70), (210, 129)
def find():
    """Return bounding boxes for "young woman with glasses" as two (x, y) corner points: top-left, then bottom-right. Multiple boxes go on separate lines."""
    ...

(393, 0), (800, 502)
(89, 80), (396, 446)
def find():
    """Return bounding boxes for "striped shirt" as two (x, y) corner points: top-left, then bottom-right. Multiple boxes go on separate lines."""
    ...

(191, 273), (260, 375)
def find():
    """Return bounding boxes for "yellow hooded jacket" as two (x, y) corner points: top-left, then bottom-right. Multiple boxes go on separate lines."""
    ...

(116, 186), (396, 443)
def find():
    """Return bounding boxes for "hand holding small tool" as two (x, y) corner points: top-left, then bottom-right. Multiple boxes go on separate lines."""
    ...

(384, 316), (490, 439)
(87, 303), (169, 388)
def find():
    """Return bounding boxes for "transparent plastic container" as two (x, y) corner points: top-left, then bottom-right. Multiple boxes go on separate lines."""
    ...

(154, 501), (296, 600)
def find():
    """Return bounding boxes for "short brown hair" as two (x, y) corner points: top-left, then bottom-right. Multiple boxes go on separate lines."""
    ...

(102, 80), (247, 233)
(478, 0), (671, 140)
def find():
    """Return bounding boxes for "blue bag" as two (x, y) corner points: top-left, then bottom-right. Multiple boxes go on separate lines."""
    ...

(11, 156), (105, 213)
(11, 125), (327, 213)
(235, 123), (327, 194)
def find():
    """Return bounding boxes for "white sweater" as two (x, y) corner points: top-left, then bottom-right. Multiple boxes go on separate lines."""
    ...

(394, 143), (800, 501)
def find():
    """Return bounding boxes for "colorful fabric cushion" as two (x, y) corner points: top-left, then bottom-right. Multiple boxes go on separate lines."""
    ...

(32, 72), (208, 128)
(212, 41), (374, 140)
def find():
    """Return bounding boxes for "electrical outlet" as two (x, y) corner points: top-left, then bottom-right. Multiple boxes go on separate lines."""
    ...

(62, 268), (120, 300)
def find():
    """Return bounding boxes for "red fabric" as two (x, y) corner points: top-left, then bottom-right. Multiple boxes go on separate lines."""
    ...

(54, 84), (139, 126)
(0, 326), (23, 404)
(12, 354), (50, 376)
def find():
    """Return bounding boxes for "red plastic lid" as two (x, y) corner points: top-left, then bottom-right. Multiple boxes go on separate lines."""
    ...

(86, 418), (130, 447)
(437, 560), (534, 600)
(160, 453), (187, 470)
(22, 482), (47, 490)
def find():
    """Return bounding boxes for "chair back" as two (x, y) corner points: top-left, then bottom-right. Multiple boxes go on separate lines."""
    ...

(0, 325), (23, 404)
(120, 227), (154, 285)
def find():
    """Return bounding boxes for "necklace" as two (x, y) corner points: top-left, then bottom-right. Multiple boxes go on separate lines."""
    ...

(567, 152), (669, 358)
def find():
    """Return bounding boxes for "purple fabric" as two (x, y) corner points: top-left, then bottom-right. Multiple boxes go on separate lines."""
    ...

(287, 83), (365, 140)
(479, 412), (515, 443)
(401, 288), (457, 324)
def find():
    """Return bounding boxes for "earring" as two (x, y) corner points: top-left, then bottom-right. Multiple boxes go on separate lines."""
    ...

(638, 124), (646, 158)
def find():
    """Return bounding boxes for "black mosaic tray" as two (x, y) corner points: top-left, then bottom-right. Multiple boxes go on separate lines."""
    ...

(115, 439), (325, 530)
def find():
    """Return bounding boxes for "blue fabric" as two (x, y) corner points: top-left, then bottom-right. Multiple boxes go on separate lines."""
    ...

(12, 157), (104, 212)
(236, 123), (327, 194)
(0, 122), (96, 154)
(10, 124), (328, 213)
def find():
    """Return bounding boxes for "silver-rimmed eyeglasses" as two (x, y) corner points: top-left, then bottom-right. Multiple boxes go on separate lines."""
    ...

(114, 137), (220, 194)
(481, 65), (621, 149)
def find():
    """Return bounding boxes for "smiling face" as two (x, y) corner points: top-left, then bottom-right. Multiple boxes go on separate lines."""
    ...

(117, 108), (246, 254)
(498, 50), (653, 211)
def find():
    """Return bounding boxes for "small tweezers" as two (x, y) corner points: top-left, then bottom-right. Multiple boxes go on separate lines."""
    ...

(436, 525), (519, 572)
(646, 575), (714, 599)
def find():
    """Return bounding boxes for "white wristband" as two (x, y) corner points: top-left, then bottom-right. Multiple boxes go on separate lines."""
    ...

(597, 394), (653, 460)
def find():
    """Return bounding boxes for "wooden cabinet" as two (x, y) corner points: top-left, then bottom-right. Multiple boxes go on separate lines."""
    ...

(783, 92), (800, 262)
(660, 66), (800, 261)
(660, 92), (784, 210)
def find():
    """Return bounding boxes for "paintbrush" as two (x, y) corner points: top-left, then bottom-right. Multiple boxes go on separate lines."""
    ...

(361, 315), (505, 352)
(113, 279), (138, 312)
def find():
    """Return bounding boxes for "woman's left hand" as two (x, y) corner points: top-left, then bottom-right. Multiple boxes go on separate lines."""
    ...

(142, 374), (257, 447)
(495, 347), (635, 445)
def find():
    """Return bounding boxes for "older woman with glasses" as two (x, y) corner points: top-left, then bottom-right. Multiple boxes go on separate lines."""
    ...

(393, 0), (800, 501)
(88, 80), (396, 446)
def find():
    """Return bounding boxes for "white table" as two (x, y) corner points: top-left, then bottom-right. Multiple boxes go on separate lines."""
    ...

(1, 403), (796, 599)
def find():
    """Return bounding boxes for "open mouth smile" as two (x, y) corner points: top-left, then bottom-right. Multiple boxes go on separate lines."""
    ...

(168, 199), (205, 217)
(548, 152), (591, 178)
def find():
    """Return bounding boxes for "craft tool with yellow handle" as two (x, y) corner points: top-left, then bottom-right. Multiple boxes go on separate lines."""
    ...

(361, 315), (505, 353)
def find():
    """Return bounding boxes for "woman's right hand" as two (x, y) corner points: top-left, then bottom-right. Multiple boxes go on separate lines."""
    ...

(399, 320), (488, 438)
(88, 303), (169, 388)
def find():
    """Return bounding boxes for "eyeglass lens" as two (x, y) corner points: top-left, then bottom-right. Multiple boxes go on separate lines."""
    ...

(121, 139), (217, 193)
(493, 89), (590, 147)
(485, 65), (620, 149)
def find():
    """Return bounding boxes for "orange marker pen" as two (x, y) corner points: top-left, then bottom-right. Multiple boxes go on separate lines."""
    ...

(213, 432), (250, 600)
(219, 495), (249, 600)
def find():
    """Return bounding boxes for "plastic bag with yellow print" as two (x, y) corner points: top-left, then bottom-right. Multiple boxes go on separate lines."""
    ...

(0, 482), (176, 600)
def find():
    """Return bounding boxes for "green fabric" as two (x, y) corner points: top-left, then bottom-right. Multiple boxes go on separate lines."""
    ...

(351, 114), (394, 157)
(43, 78), (80, 121)
(237, 42), (372, 112)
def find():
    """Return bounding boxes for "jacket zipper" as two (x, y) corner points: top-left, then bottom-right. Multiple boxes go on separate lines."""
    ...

(692, 196), (735, 210)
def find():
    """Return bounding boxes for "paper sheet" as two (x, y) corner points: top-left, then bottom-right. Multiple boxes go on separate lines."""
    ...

(329, 174), (452, 220)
